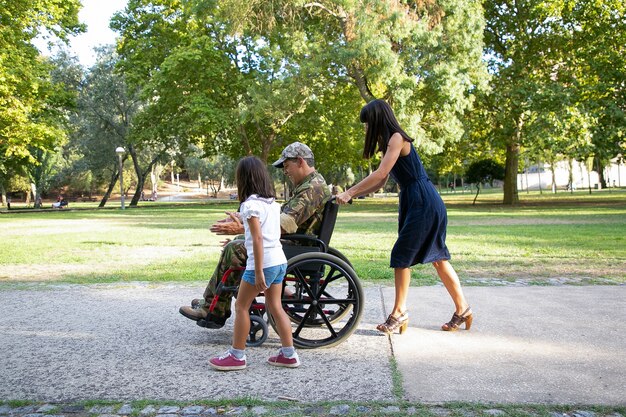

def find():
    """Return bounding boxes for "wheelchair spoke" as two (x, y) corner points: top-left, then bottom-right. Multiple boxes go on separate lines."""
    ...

(278, 252), (364, 348)
(315, 304), (337, 337)
(291, 267), (316, 299)
(292, 303), (315, 338)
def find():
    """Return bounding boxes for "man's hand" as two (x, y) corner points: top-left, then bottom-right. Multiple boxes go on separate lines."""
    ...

(210, 212), (244, 235)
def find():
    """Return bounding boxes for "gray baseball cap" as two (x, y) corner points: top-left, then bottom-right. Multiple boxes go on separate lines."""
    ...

(272, 142), (314, 168)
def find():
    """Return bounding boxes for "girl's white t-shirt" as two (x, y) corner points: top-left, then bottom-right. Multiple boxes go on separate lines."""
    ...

(240, 194), (287, 270)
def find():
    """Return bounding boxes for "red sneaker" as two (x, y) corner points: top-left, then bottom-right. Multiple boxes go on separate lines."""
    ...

(209, 351), (246, 371)
(267, 351), (300, 368)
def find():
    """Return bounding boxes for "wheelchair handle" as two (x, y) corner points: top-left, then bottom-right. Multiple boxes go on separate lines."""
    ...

(329, 196), (352, 204)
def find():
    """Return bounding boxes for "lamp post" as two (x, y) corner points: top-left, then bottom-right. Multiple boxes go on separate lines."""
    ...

(115, 147), (125, 210)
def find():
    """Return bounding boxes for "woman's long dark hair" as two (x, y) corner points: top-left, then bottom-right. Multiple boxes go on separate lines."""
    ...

(360, 99), (413, 159)
(235, 156), (276, 203)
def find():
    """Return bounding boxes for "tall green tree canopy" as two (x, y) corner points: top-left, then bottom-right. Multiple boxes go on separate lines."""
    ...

(0, 0), (84, 177)
(480, 0), (626, 203)
(563, 0), (626, 180)
(112, 0), (488, 176)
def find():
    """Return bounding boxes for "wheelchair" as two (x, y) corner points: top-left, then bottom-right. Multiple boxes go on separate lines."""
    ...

(204, 198), (364, 349)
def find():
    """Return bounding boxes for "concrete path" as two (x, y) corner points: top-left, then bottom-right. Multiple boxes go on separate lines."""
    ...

(387, 286), (626, 405)
(0, 283), (624, 405)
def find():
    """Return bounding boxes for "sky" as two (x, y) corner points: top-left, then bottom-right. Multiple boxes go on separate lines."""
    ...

(36, 0), (129, 68)
(72, 0), (128, 67)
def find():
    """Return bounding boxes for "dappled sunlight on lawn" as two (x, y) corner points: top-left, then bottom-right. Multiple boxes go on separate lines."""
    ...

(1, 198), (624, 284)
(0, 244), (223, 282)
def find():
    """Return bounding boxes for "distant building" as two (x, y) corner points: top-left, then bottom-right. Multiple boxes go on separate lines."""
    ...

(517, 157), (625, 191)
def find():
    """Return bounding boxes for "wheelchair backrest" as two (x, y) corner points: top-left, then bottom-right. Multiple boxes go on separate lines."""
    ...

(317, 199), (339, 246)
(281, 198), (338, 259)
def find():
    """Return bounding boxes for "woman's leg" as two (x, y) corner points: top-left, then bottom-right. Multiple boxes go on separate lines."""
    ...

(391, 267), (411, 317)
(264, 283), (293, 348)
(231, 281), (258, 350)
(432, 260), (469, 314)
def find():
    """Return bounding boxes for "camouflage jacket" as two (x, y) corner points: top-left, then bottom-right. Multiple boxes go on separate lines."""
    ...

(280, 171), (331, 236)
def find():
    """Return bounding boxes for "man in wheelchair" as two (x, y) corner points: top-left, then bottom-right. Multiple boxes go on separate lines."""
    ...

(179, 142), (331, 328)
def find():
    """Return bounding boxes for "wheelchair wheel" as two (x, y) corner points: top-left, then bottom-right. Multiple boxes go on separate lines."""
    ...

(291, 247), (354, 324)
(277, 252), (364, 348)
(246, 314), (269, 347)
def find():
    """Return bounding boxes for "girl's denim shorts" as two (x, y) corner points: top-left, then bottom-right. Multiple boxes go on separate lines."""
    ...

(242, 263), (287, 287)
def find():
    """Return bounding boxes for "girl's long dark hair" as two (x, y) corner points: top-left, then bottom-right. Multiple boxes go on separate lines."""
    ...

(360, 99), (413, 159)
(235, 156), (276, 203)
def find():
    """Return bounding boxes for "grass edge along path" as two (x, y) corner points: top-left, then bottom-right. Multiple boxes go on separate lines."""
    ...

(1, 400), (624, 417)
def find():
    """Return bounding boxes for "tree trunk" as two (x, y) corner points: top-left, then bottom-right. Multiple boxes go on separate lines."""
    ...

(1, 184), (6, 206)
(472, 184), (480, 205)
(549, 160), (557, 193)
(99, 167), (120, 207)
(537, 159), (543, 194)
(596, 157), (606, 189)
(349, 64), (376, 103)
(151, 165), (159, 196)
(503, 114), (522, 205)
(131, 172), (147, 206)
(567, 159), (572, 193)
(502, 142), (520, 204)
(129, 147), (163, 207)
(30, 183), (41, 209)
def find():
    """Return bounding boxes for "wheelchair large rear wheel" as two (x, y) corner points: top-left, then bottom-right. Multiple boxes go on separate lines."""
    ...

(327, 247), (353, 269)
(277, 252), (363, 348)
(282, 246), (354, 326)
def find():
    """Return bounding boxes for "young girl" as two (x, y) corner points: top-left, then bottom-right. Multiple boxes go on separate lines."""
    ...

(209, 156), (300, 371)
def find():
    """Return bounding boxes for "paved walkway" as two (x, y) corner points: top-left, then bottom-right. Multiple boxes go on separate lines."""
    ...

(0, 283), (624, 406)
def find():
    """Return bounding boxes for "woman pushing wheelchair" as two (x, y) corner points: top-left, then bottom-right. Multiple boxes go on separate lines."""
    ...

(336, 99), (473, 334)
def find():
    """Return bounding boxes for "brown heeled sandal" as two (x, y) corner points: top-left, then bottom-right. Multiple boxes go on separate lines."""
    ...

(441, 306), (473, 331)
(377, 312), (409, 334)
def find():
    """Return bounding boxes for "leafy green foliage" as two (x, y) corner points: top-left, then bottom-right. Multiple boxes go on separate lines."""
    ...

(465, 158), (505, 204)
(466, 159), (505, 186)
(111, 0), (488, 184)
(478, 0), (626, 204)
(0, 0), (84, 176)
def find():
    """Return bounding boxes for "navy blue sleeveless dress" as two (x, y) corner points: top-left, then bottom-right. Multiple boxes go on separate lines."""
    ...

(389, 144), (451, 267)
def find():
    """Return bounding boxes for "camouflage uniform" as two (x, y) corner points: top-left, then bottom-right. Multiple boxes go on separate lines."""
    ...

(202, 171), (331, 318)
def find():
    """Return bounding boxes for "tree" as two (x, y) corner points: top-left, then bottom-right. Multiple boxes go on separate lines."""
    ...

(24, 50), (83, 207)
(229, 0), (488, 153)
(562, 1), (626, 188)
(112, 0), (488, 173)
(465, 159), (505, 204)
(0, 0), (84, 186)
(481, 0), (577, 204)
(481, 0), (626, 204)
(184, 145), (235, 197)
(71, 47), (142, 207)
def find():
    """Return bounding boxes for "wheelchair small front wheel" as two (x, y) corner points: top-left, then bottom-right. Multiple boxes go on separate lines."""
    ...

(246, 314), (269, 347)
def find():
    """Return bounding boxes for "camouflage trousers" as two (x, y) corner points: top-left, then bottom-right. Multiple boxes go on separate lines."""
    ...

(202, 238), (248, 318)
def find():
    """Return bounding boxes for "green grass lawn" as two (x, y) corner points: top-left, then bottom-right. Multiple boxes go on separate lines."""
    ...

(1, 190), (624, 285)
